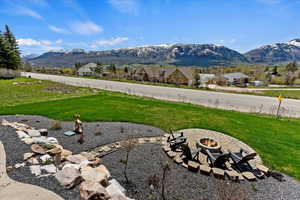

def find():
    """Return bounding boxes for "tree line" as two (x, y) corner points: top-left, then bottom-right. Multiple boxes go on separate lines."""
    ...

(0, 25), (21, 70)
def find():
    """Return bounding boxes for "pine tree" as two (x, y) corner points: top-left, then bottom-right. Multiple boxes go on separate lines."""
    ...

(0, 33), (14, 69)
(3, 25), (21, 70)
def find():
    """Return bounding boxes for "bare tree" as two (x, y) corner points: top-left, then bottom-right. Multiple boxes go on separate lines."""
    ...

(120, 136), (137, 183)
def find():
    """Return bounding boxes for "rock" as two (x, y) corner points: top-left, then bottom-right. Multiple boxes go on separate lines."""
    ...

(106, 179), (131, 200)
(47, 147), (62, 155)
(90, 157), (101, 167)
(22, 138), (34, 145)
(32, 137), (47, 144)
(15, 163), (25, 169)
(80, 152), (96, 161)
(81, 166), (108, 187)
(16, 131), (30, 139)
(55, 167), (82, 189)
(23, 152), (34, 161)
(40, 154), (52, 163)
(41, 164), (57, 174)
(27, 157), (39, 165)
(30, 165), (41, 176)
(6, 166), (13, 172)
(46, 137), (58, 144)
(31, 144), (46, 154)
(27, 130), (41, 137)
(95, 165), (111, 178)
(66, 154), (88, 164)
(79, 181), (110, 200)
(61, 149), (73, 160)
(63, 163), (81, 170)
(38, 129), (48, 136)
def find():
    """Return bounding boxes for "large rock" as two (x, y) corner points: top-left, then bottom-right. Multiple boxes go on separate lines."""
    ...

(80, 152), (96, 161)
(66, 154), (88, 164)
(31, 144), (46, 154)
(41, 164), (57, 174)
(46, 137), (58, 144)
(55, 167), (82, 189)
(61, 149), (73, 161)
(30, 165), (41, 176)
(16, 131), (30, 139)
(79, 181), (110, 200)
(22, 138), (34, 145)
(81, 167), (108, 187)
(106, 179), (127, 199)
(23, 152), (34, 161)
(27, 130), (41, 137)
(27, 157), (39, 165)
(95, 165), (111, 178)
(40, 154), (52, 163)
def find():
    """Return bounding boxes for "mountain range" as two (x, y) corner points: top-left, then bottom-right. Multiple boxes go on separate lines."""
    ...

(25, 38), (300, 67)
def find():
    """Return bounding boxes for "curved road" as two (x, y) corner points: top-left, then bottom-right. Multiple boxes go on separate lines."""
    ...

(22, 72), (300, 118)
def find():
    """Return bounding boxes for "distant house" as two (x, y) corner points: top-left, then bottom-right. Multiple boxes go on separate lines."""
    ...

(77, 63), (97, 76)
(199, 74), (216, 85)
(133, 67), (195, 86)
(223, 72), (249, 85)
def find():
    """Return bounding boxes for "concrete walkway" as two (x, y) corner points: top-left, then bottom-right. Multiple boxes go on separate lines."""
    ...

(0, 141), (64, 200)
(22, 72), (300, 118)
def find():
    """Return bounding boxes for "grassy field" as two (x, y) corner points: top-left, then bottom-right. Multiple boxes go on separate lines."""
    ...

(0, 78), (299, 180)
(258, 90), (300, 99)
(0, 78), (97, 107)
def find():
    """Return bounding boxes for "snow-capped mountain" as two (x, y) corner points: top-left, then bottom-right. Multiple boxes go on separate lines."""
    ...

(244, 38), (300, 65)
(27, 44), (249, 67)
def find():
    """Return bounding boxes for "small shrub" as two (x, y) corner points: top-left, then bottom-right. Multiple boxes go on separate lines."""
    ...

(50, 120), (62, 130)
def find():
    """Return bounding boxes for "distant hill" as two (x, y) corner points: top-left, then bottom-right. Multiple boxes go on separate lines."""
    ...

(27, 44), (250, 67)
(244, 38), (300, 65)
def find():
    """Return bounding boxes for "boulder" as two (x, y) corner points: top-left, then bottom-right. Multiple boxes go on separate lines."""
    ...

(79, 181), (110, 200)
(31, 144), (46, 154)
(30, 165), (41, 176)
(41, 164), (57, 174)
(16, 131), (30, 139)
(27, 157), (39, 165)
(106, 179), (126, 198)
(40, 154), (52, 163)
(61, 149), (73, 160)
(38, 129), (48, 136)
(90, 157), (102, 167)
(55, 167), (82, 189)
(22, 138), (34, 145)
(32, 137), (47, 144)
(95, 165), (111, 178)
(27, 130), (41, 137)
(15, 163), (25, 169)
(80, 152), (96, 161)
(47, 147), (62, 155)
(46, 137), (58, 144)
(63, 163), (81, 170)
(81, 166), (108, 187)
(66, 154), (88, 164)
(23, 152), (34, 161)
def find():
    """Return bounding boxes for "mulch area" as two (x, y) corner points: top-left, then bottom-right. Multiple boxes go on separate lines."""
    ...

(0, 115), (300, 200)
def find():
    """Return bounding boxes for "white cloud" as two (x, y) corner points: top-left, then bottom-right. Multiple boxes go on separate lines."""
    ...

(70, 21), (103, 35)
(49, 25), (69, 34)
(17, 38), (41, 46)
(15, 6), (43, 19)
(17, 38), (64, 47)
(41, 46), (63, 51)
(91, 37), (129, 48)
(108, 0), (139, 15)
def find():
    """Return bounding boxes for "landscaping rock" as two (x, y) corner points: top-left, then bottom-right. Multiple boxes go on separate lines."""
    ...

(38, 128), (48, 136)
(81, 166), (109, 187)
(32, 136), (47, 144)
(81, 152), (96, 161)
(23, 152), (34, 161)
(16, 131), (29, 139)
(31, 144), (46, 154)
(41, 164), (57, 174)
(15, 163), (25, 169)
(106, 179), (127, 199)
(79, 181), (110, 200)
(95, 165), (111, 178)
(46, 137), (59, 144)
(27, 129), (41, 137)
(63, 163), (81, 170)
(66, 154), (88, 164)
(27, 157), (39, 165)
(40, 154), (52, 163)
(22, 138), (34, 145)
(30, 165), (41, 176)
(61, 149), (73, 160)
(55, 167), (82, 189)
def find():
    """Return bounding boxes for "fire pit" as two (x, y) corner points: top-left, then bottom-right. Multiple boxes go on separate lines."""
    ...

(197, 137), (221, 153)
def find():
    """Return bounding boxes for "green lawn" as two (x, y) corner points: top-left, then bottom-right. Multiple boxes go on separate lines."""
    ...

(258, 90), (300, 100)
(0, 77), (97, 107)
(0, 88), (299, 180)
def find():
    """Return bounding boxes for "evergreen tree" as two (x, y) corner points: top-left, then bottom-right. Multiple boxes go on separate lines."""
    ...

(0, 33), (14, 69)
(3, 25), (21, 70)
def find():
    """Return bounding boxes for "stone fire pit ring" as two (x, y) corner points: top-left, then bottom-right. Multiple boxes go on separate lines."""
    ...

(196, 137), (221, 153)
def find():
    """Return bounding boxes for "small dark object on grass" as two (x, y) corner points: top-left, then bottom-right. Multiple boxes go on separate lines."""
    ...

(94, 131), (102, 136)
(270, 171), (285, 182)
(50, 120), (62, 130)
(36, 120), (40, 123)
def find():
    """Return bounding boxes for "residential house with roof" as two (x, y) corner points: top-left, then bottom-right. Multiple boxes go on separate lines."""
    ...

(77, 63), (97, 76)
(222, 72), (249, 85)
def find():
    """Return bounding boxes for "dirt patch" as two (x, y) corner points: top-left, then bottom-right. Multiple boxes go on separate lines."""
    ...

(44, 86), (77, 94)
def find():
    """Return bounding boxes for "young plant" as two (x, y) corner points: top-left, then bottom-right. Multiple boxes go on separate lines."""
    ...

(120, 136), (137, 183)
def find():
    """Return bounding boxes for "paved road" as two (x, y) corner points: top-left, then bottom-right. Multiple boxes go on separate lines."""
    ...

(22, 72), (300, 118)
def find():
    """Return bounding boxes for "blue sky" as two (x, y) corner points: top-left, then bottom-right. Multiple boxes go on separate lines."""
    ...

(1, 0), (300, 55)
